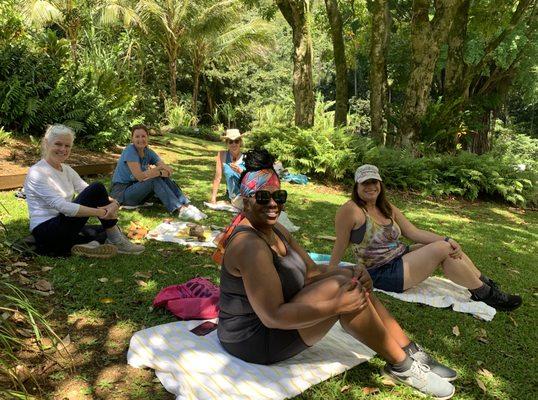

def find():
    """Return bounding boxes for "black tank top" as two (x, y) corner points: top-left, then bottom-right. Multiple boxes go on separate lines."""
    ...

(218, 225), (307, 343)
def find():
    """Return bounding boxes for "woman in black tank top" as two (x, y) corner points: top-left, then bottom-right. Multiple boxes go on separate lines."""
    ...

(216, 150), (457, 399)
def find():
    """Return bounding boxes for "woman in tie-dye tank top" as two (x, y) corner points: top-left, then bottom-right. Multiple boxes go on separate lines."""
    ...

(328, 164), (521, 312)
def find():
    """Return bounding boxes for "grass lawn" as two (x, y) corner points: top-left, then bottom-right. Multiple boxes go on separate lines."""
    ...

(1, 134), (537, 399)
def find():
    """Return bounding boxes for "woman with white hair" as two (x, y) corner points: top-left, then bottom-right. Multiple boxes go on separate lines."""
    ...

(24, 124), (144, 257)
(209, 129), (245, 204)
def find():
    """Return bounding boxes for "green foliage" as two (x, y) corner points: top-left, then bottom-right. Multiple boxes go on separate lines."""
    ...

(165, 100), (198, 128)
(250, 98), (536, 205)
(0, 281), (60, 396)
(0, 126), (11, 145)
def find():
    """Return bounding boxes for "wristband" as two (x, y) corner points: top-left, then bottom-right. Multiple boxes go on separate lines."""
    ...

(159, 170), (163, 177)
(444, 236), (450, 242)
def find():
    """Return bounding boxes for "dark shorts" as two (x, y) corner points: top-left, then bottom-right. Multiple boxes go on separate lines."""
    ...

(368, 255), (405, 293)
(220, 326), (309, 365)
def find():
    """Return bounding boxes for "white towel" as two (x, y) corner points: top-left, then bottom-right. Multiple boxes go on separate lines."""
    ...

(374, 277), (496, 321)
(127, 320), (375, 400)
(146, 221), (219, 248)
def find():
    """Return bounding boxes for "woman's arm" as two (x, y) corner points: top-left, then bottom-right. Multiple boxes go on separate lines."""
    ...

(329, 202), (363, 269)
(126, 161), (162, 182)
(229, 233), (363, 330)
(156, 160), (173, 175)
(210, 153), (223, 203)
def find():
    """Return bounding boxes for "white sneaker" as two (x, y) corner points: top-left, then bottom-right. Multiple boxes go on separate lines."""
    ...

(71, 241), (117, 259)
(106, 234), (145, 255)
(383, 359), (455, 399)
(178, 205), (207, 221)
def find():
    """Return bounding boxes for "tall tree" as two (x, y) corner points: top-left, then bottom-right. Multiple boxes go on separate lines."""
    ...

(369, 0), (389, 144)
(399, 0), (461, 145)
(324, 0), (348, 126)
(137, 0), (190, 103)
(182, 2), (273, 121)
(23, 0), (88, 65)
(276, 0), (315, 127)
(443, 0), (537, 153)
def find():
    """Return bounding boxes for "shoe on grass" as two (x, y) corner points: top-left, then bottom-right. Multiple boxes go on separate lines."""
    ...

(471, 286), (522, 312)
(178, 205), (207, 221)
(405, 344), (457, 381)
(106, 234), (145, 255)
(383, 359), (455, 399)
(71, 241), (117, 259)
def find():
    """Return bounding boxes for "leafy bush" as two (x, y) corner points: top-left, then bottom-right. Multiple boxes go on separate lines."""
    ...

(249, 98), (536, 205)
(0, 126), (11, 145)
(165, 100), (198, 129)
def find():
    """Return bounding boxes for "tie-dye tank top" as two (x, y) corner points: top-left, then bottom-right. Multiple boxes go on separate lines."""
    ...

(350, 209), (407, 270)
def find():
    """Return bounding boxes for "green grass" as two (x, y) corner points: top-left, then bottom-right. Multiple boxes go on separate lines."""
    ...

(1, 134), (537, 399)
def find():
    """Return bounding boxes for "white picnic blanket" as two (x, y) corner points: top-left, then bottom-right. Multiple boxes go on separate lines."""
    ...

(127, 320), (375, 400)
(146, 221), (219, 248)
(374, 276), (497, 321)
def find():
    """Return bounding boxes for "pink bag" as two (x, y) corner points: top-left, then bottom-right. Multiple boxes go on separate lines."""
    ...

(153, 278), (220, 320)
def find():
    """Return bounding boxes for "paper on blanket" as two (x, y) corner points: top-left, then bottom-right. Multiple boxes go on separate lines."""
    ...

(128, 320), (374, 400)
(146, 221), (219, 248)
(374, 276), (496, 321)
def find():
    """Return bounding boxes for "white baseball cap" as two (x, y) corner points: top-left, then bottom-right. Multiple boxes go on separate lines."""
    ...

(354, 164), (382, 183)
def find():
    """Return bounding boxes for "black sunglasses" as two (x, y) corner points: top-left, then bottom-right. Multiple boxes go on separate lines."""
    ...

(252, 189), (288, 205)
(227, 139), (241, 144)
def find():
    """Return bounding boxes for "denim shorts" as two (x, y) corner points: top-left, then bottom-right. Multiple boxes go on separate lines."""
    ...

(368, 256), (405, 293)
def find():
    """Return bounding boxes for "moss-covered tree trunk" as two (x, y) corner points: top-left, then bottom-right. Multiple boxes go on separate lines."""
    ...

(325, 0), (348, 126)
(445, 0), (470, 99)
(277, 0), (315, 128)
(369, 0), (390, 144)
(400, 0), (460, 146)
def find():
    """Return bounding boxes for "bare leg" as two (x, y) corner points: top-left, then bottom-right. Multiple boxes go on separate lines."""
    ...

(369, 294), (410, 348)
(292, 274), (406, 364)
(402, 241), (482, 290)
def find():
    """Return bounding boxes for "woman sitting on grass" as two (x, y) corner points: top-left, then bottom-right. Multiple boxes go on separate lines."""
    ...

(329, 164), (522, 312)
(110, 124), (206, 221)
(209, 129), (245, 204)
(24, 124), (144, 258)
(217, 149), (456, 400)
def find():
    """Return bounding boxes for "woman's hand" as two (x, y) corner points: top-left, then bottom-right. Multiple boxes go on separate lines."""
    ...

(161, 165), (173, 176)
(98, 203), (118, 220)
(230, 162), (243, 174)
(447, 238), (463, 259)
(344, 265), (373, 293)
(335, 280), (368, 314)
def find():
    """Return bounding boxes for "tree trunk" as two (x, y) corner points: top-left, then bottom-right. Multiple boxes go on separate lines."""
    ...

(192, 70), (200, 127)
(471, 110), (492, 154)
(277, 0), (315, 128)
(169, 58), (178, 104)
(325, 0), (348, 126)
(444, 0), (470, 99)
(369, 0), (390, 144)
(400, 0), (460, 145)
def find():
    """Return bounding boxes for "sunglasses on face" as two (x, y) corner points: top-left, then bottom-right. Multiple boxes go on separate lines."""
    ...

(251, 189), (288, 205)
(227, 139), (241, 144)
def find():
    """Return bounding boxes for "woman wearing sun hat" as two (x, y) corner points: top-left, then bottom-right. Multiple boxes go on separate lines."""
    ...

(329, 164), (522, 313)
(209, 129), (245, 204)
